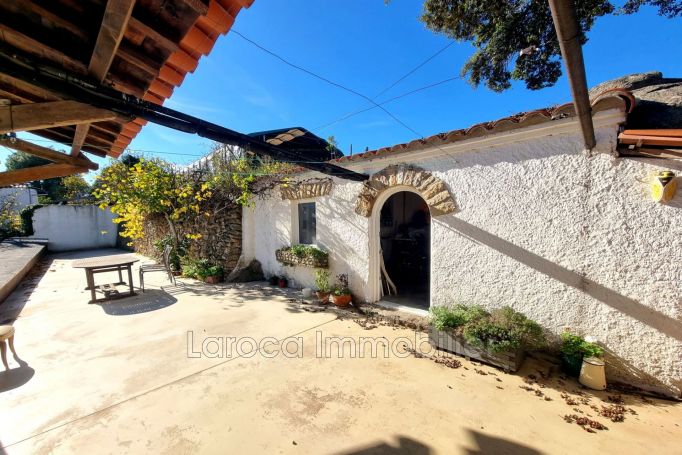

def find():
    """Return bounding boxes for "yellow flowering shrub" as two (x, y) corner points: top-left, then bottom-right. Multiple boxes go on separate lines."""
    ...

(93, 158), (213, 243)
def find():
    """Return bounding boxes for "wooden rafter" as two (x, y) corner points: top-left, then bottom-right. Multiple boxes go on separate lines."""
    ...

(71, 0), (136, 156)
(127, 17), (179, 53)
(0, 163), (88, 187)
(0, 101), (119, 134)
(30, 129), (108, 158)
(179, 0), (210, 15)
(0, 24), (87, 76)
(618, 147), (682, 159)
(0, 137), (98, 170)
(11, 0), (90, 42)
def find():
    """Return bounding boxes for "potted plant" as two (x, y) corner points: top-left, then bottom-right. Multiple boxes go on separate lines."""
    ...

(202, 265), (223, 284)
(560, 331), (604, 377)
(278, 276), (288, 288)
(330, 274), (352, 307)
(182, 259), (223, 284)
(315, 269), (331, 303)
(429, 304), (546, 372)
(276, 244), (329, 268)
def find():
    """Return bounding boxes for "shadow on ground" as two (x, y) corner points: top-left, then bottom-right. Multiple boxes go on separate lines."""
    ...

(96, 289), (177, 316)
(336, 436), (432, 454)
(334, 431), (541, 455)
(463, 430), (542, 454)
(0, 358), (34, 393)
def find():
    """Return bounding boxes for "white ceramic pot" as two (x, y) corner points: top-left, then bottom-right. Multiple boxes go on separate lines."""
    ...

(579, 357), (607, 390)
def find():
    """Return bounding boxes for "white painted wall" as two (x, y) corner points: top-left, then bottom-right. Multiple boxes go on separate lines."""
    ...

(250, 109), (682, 397)
(29, 205), (118, 252)
(0, 187), (38, 212)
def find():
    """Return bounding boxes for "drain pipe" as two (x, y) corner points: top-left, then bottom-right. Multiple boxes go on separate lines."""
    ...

(548, 0), (596, 151)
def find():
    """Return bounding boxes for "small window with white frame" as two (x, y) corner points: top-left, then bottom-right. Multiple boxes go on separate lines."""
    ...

(297, 202), (316, 245)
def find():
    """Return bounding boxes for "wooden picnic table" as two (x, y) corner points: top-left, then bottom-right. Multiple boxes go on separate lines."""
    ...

(73, 255), (139, 303)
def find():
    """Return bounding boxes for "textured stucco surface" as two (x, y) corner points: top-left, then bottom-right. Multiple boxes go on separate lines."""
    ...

(29, 205), (117, 252)
(247, 114), (682, 396)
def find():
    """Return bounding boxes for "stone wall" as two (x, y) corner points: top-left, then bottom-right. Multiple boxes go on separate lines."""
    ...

(134, 202), (242, 274)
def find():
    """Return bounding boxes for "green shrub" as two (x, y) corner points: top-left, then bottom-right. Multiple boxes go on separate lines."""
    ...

(463, 306), (546, 353)
(283, 244), (328, 261)
(315, 269), (331, 292)
(430, 304), (487, 331)
(182, 259), (222, 280)
(0, 213), (21, 240)
(560, 331), (604, 358)
(430, 304), (546, 353)
(19, 204), (44, 236)
(153, 235), (189, 271)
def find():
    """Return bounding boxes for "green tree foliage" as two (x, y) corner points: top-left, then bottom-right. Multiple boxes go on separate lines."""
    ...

(420, 0), (681, 91)
(4, 151), (65, 201)
(208, 144), (295, 207)
(58, 175), (91, 202)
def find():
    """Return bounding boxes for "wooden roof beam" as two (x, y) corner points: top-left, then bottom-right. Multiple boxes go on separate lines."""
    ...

(29, 128), (108, 158)
(0, 24), (87, 76)
(0, 163), (88, 187)
(0, 100), (120, 134)
(127, 17), (179, 53)
(71, 0), (136, 157)
(0, 137), (98, 170)
(12, 0), (90, 42)
(179, 0), (209, 16)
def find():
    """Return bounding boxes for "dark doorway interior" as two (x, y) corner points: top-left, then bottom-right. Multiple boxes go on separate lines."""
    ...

(380, 191), (430, 310)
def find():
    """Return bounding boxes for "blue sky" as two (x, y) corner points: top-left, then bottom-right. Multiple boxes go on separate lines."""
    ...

(3, 1), (681, 174)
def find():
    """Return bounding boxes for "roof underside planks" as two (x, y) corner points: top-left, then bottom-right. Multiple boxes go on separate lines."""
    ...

(0, 0), (254, 160)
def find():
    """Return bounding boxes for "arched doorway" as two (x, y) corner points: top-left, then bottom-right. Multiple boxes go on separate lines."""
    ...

(376, 189), (430, 310)
(362, 165), (456, 307)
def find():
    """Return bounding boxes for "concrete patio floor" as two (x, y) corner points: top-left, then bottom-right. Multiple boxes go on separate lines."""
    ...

(1, 249), (680, 454)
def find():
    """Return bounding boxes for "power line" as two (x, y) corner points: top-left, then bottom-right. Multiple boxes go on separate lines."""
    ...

(374, 41), (455, 100)
(314, 76), (460, 132)
(230, 30), (469, 165)
(8, 72), (463, 166)
(313, 40), (456, 132)
(231, 29), (426, 139)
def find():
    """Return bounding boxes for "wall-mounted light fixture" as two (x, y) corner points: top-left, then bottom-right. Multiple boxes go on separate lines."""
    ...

(651, 171), (677, 203)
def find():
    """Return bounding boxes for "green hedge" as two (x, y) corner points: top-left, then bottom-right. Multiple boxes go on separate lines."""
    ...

(19, 204), (44, 236)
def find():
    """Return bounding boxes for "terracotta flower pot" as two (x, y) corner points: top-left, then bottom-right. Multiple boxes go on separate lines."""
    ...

(316, 291), (331, 303)
(331, 293), (352, 307)
(204, 275), (221, 284)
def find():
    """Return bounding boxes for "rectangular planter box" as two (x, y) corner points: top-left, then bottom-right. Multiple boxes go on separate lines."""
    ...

(429, 327), (525, 372)
(275, 249), (328, 268)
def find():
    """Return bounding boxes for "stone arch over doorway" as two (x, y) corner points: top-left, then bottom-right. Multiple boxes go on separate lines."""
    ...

(355, 164), (457, 218)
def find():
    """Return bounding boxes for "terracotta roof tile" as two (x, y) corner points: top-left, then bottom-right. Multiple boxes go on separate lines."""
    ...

(112, 0), (254, 157)
(331, 92), (633, 165)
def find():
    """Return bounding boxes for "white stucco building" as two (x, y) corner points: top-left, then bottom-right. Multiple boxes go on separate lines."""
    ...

(240, 74), (681, 397)
(0, 186), (38, 212)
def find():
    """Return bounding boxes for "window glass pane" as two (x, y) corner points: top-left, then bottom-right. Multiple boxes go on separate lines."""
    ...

(298, 202), (316, 244)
